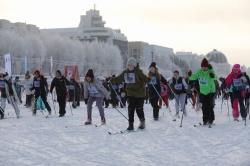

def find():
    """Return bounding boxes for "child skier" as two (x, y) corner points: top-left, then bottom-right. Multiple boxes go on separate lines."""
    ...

(111, 57), (147, 130)
(225, 64), (247, 121)
(189, 58), (217, 125)
(50, 70), (70, 117)
(168, 70), (188, 117)
(147, 62), (168, 120)
(31, 70), (51, 116)
(84, 69), (110, 125)
(0, 68), (21, 119)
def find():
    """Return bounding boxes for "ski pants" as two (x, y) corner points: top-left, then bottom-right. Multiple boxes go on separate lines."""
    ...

(87, 96), (105, 118)
(200, 93), (215, 123)
(232, 90), (247, 119)
(1, 96), (20, 117)
(127, 97), (145, 123)
(26, 94), (33, 106)
(159, 95), (169, 107)
(150, 97), (160, 119)
(57, 95), (66, 115)
(34, 94), (51, 112)
(174, 93), (186, 115)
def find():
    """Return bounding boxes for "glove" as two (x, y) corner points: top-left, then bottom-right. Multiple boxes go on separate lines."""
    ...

(106, 77), (111, 82)
(225, 87), (229, 93)
(84, 98), (88, 105)
(241, 76), (247, 83)
(208, 64), (213, 70)
(209, 72), (214, 78)
(163, 88), (166, 91)
(146, 77), (151, 83)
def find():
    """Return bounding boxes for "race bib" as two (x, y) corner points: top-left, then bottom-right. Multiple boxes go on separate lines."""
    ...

(149, 76), (157, 85)
(69, 85), (75, 90)
(24, 82), (32, 88)
(88, 86), (98, 94)
(0, 81), (5, 88)
(124, 73), (135, 83)
(34, 81), (40, 88)
(118, 84), (124, 89)
(112, 85), (118, 90)
(198, 78), (208, 86)
(233, 79), (242, 87)
(174, 84), (182, 90)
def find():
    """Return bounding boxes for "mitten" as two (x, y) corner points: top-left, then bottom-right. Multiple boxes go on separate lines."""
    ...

(208, 64), (213, 70)
(147, 77), (151, 83)
(241, 76), (247, 83)
(209, 72), (214, 78)
(84, 98), (88, 105)
(224, 87), (229, 93)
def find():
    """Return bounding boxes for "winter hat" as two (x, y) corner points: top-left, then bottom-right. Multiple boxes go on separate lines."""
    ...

(127, 57), (137, 67)
(25, 71), (30, 77)
(34, 70), (40, 76)
(232, 64), (241, 71)
(0, 68), (6, 74)
(241, 66), (246, 73)
(201, 58), (209, 67)
(187, 70), (192, 76)
(56, 70), (62, 76)
(174, 70), (179, 74)
(149, 62), (157, 68)
(85, 69), (94, 79)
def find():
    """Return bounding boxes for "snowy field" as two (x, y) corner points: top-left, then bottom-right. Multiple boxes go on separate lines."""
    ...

(1, 96), (250, 166)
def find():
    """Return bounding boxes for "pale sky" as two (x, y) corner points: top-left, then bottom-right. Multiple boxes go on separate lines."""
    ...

(1, 0), (250, 67)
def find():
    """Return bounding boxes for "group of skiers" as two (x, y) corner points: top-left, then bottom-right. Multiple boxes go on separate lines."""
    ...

(0, 57), (249, 131)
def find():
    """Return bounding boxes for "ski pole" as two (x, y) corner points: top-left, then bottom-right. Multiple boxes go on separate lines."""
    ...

(108, 81), (126, 108)
(68, 99), (73, 115)
(221, 96), (224, 115)
(225, 93), (230, 122)
(0, 107), (15, 126)
(114, 106), (129, 121)
(188, 97), (198, 114)
(180, 103), (186, 127)
(151, 84), (176, 121)
(208, 85), (213, 128)
(50, 93), (56, 115)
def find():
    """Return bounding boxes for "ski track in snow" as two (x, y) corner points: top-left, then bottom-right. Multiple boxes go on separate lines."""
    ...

(0, 98), (250, 166)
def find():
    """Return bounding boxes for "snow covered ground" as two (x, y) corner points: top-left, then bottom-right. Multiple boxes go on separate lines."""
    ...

(1, 96), (250, 166)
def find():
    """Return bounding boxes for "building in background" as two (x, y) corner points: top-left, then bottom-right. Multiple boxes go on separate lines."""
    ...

(40, 9), (128, 67)
(128, 41), (174, 67)
(0, 19), (39, 34)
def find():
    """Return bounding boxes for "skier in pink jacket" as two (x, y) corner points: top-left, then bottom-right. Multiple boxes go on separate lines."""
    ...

(225, 64), (247, 121)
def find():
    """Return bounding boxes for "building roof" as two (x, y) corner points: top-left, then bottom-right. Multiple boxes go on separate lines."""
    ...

(205, 49), (228, 63)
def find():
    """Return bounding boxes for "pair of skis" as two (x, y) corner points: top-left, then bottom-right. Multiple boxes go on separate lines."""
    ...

(194, 123), (216, 128)
(108, 129), (144, 135)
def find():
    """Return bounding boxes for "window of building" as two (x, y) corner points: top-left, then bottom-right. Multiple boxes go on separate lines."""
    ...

(133, 49), (137, 53)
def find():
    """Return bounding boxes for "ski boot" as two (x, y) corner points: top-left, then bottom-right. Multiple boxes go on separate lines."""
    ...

(127, 123), (134, 131)
(138, 119), (145, 129)
(85, 116), (92, 125)
(101, 116), (106, 124)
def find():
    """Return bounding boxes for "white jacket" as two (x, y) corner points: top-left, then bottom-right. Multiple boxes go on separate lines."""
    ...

(18, 77), (34, 95)
(84, 78), (110, 99)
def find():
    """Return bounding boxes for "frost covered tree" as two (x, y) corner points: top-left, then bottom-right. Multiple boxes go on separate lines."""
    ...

(0, 30), (123, 76)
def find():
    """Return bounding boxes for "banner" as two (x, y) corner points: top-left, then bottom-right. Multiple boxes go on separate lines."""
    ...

(4, 54), (11, 76)
(50, 56), (53, 78)
(24, 56), (27, 74)
(64, 66), (80, 81)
